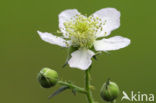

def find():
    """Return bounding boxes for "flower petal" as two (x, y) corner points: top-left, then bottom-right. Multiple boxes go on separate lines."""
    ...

(94, 36), (130, 51)
(58, 9), (81, 38)
(37, 30), (70, 47)
(68, 48), (95, 70)
(93, 8), (120, 38)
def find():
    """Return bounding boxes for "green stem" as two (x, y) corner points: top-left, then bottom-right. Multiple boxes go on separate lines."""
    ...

(58, 67), (95, 103)
(58, 81), (87, 94)
(85, 68), (94, 103)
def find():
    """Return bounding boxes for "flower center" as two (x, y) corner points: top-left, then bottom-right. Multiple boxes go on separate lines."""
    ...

(64, 14), (103, 48)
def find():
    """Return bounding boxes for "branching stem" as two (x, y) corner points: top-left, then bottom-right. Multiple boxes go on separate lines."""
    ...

(58, 67), (95, 103)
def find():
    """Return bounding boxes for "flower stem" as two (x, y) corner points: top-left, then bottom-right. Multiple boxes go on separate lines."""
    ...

(58, 81), (87, 94)
(85, 68), (94, 103)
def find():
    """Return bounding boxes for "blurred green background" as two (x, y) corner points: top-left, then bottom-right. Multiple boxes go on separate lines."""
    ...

(1, 0), (156, 103)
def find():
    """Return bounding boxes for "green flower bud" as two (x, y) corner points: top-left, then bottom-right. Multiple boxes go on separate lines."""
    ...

(37, 68), (58, 88)
(100, 80), (120, 102)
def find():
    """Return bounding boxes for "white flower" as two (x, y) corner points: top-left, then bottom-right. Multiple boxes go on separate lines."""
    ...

(37, 8), (131, 70)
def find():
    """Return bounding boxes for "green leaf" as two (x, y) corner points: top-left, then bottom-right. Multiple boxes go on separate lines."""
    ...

(48, 86), (69, 99)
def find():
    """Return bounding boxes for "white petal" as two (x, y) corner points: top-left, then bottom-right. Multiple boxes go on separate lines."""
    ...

(68, 48), (95, 70)
(37, 30), (70, 47)
(94, 36), (130, 51)
(93, 8), (120, 38)
(58, 9), (80, 38)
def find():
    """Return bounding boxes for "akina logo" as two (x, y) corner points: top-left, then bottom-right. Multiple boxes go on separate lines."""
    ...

(121, 91), (155, 102)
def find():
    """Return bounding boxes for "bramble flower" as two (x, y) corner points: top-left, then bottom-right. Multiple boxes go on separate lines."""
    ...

(37, 8), (130, 70)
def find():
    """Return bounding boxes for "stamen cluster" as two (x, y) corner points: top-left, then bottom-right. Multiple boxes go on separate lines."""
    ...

(63, 14), (104, 48)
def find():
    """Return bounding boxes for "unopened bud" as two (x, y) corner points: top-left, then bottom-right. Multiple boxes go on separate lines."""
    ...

(37, 68), (58, 88)
(100, 80), (120, 102)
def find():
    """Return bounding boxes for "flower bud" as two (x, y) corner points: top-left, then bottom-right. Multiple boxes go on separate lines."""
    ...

(100, 80), (120, 102)
(37, 68), (58, 88)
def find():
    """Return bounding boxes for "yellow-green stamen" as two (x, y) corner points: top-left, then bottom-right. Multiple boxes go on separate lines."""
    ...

(63, 14), (103, 48)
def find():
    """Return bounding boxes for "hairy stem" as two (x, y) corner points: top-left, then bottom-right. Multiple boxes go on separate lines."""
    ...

(85, 68), (94, 103)
(58, 81), (87, 94)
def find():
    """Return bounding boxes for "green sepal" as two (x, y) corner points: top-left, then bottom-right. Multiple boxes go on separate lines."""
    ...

(90, 46), (102, 60)
(106, 78), (110, 89)
(62, 46), (78, 68)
